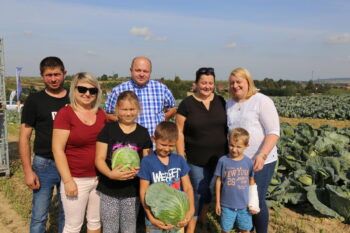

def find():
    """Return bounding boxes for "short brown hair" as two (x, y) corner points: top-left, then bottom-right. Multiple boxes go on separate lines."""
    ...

(229, 128), (249, 146)
(154, 121), (178, 141)
(40, 56), (65, 75)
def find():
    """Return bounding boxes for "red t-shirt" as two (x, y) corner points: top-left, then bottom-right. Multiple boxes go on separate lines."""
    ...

(54, 105), (107, 177)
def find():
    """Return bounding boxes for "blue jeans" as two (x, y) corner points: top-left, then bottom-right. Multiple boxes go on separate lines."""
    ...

(30, 155), (64, 233)
(253, 161), (276, 233)
(188, 163), (216, 217)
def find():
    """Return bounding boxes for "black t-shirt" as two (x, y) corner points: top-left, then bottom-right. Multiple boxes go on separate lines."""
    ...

(96, 122), (153, 197)
(177, 94), (228, 167)
(21, 90), (69, 159)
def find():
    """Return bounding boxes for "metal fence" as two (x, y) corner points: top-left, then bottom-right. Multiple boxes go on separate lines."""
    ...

(0, 38), (10, 176)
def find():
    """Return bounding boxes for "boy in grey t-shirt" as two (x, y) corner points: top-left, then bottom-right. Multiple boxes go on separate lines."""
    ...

(214, 128), (260, 233)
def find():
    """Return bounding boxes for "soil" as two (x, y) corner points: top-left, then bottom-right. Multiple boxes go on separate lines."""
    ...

(269, 206), (350, 233)
(280, 117), (350, 129)
(0, 192), (28, 233)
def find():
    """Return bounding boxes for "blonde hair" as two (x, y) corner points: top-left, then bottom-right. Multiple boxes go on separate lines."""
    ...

(115, 90), (141, 114)
(229, 128), (249, 146)
(69, 72), (102, 112)
(229, 67), (258, 100)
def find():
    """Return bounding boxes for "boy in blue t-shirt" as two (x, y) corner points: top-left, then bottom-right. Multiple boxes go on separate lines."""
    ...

(138, 121), (195, 233)
(215, 128), (260, 233)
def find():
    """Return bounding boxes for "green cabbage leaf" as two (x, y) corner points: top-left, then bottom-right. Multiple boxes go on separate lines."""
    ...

(145, 182), (189, 226)
(111, 147), (140, 171)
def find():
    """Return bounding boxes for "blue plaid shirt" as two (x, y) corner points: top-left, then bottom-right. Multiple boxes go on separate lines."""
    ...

(105, 79), (176, 136)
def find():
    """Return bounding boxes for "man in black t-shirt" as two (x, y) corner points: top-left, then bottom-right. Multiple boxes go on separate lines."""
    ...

(19, 57), (69, 233)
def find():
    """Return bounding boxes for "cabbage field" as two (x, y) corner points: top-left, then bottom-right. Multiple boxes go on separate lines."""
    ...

(4, 104), (350, 223)
(269, 122), (350, 221)
(271, 95), (350, 120)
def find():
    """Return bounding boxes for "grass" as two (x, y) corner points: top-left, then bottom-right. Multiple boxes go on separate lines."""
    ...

(0, 159), (61, 232)
(268, 205), (350, 233)
(270, 207), (308, 233)
(2, 121), (57, 231)
(0, 160), (31, 222)
(7, 122), (20, 140)
(326, 88), (350, 95)
(5, 76), (44, 90)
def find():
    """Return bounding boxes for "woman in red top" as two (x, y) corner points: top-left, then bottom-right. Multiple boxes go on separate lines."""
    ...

(53, 72), (107, 233)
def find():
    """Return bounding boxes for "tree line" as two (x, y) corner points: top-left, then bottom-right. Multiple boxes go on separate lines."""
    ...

(5, 75), (348, 104)
(62, 74), (343, 98)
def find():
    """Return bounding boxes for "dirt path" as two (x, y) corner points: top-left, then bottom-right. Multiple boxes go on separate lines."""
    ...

(0, 192), (28, 233)
(269, 206), (350, 233)
(280, 117), (350, 128)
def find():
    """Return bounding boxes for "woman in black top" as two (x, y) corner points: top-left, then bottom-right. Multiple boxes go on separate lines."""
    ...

(176, 67), (228, 233)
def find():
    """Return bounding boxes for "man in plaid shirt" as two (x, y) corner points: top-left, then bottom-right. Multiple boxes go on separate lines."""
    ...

(105, 56), (176, 137)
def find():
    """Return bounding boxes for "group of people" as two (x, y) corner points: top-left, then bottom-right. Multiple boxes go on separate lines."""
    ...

(19, 56), (280, 233)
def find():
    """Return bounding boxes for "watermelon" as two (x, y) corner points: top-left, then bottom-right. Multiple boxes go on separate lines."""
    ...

(111, 147), (140, 171)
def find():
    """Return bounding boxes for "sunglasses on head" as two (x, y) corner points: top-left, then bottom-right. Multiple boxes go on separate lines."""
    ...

(198, 67), (214, 74)
(75, 86), (99, 95)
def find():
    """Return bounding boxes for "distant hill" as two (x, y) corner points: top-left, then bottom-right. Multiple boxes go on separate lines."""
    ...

(314, 77), (350, 84)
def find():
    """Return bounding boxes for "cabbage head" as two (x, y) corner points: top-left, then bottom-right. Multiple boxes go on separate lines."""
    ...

(111, 147), (140, 171)
(145, 182), (189, 226)
(298, 174), (313, 186)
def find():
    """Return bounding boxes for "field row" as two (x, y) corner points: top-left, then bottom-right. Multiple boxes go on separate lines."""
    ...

(271, 95), (350, 120)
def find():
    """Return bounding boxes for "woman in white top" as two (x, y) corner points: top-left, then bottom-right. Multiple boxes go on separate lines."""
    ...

(226, 67), (280, 233)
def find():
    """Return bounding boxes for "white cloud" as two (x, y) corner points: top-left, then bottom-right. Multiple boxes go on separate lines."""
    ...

(326, 33), (350, 44)
(225, 42), (237, 48)
(155, 36), (167, 41)
(130, 27), (152, 39)
(87, 50), (97, 56)
(23, 30), (33, 36)
(129, 27), (167, 41)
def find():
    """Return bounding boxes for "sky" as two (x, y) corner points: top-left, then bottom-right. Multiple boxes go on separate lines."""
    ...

(1, 0), (350, 81)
